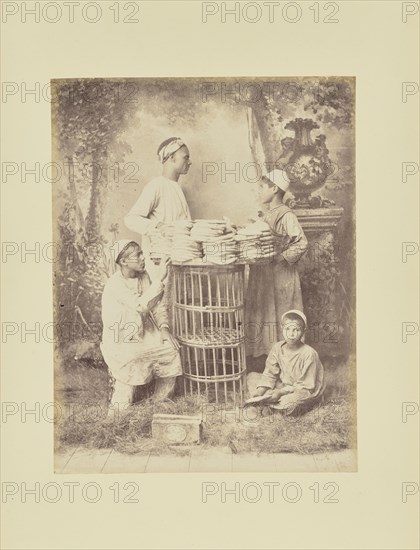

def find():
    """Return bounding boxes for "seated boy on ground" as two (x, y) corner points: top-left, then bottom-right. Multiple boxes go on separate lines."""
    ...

(247, 310), (325, 415)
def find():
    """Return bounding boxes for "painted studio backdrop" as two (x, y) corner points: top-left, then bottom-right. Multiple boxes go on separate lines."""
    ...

(52, 77), (355, 457)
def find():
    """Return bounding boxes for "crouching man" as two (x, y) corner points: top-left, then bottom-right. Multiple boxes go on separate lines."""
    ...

(100, 239), (181, 411)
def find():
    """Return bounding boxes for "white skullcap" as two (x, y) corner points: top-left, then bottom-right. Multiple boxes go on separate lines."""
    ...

(264, 169), (290, 192)
(158, 138), (185, 164)
(281, 309), (307, 329)
(112, 239), (138, 264)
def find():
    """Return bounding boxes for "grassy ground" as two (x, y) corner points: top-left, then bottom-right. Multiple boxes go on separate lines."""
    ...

(56, 347), (356, 456)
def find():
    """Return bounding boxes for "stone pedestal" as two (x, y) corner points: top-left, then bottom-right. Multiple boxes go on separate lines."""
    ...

(295, 207), (346, 359)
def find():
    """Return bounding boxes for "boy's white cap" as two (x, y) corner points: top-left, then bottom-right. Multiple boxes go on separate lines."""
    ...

(113, 239), (138, 264)
(264, 169), (290, 192)
(281, 309), (307, 329)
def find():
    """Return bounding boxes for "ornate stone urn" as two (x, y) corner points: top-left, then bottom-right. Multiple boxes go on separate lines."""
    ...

(276, 118), (335, 208)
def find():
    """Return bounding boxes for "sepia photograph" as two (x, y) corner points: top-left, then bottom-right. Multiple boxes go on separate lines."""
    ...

(52, 76), (356, 473)
(3, 0), (420, 547)
(2, 1), (419, 547)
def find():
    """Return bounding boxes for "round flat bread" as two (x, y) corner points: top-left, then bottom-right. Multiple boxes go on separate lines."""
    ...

(194, 219), (226, 224)
(243, 395), (274, 406)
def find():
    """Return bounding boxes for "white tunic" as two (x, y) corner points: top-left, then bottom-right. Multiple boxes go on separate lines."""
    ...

(100, 269), (182, 386)
(125, 175), (191, 236)
(124, 174), (191, 311)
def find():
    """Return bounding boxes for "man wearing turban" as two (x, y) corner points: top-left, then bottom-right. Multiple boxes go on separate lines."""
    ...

(124, 137), (192, 258)
(124, 137), (192, 330)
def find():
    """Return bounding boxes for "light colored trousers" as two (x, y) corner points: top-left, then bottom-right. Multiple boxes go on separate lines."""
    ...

(246, 372), (321, 416)
(110, 376), (177, 410)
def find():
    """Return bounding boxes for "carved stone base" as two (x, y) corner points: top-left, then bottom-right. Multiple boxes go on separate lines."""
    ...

(295, 207), (344, 234)
(286, 195), (336, 209)
(294, 207), (346, 359)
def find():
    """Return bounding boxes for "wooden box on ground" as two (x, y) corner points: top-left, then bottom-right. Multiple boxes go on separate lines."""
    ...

(152, 414), (202, 444)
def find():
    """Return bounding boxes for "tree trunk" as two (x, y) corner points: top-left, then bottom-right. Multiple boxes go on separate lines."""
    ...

(85, 149), (108, 242)
(250, 102), (283, 168)
(66, 155), (85, 231)
(247, 107), (266, 169)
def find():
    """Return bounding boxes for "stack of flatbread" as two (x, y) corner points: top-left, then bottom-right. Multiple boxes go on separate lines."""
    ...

(149, 221), (198, 262)
(171, 221), (203, 262)
(191, 219), (238, 264)
(202, 236), (238, 264)
(163, 220), (194, 238)
(235, 221), (275, 262)
(171, 239), (203, 262)
(149, 229), (172, 261)
(190, 219), (228, 240)
(150, 218), (278, 264)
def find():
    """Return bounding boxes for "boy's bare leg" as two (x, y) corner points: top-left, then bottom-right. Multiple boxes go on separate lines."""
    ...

(109, 380), (134, 418)
(271, 390), (319, 415)
(153, 376), (176, 402)
(162, 265), (175, 331)
(246, 372), (262, 397)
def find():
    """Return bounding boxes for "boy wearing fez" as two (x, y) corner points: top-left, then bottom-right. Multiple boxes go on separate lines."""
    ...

(101, 240), (181, 410)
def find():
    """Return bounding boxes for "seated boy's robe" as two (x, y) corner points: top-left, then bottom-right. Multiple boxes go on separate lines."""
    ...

(245, 205), (308, 357)
(100, 269), (182, 386)
(254, 341), (325, 411)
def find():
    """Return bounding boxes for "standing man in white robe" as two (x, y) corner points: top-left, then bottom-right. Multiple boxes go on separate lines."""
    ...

(125, 137), (192, 261)
(125, 137), (192, 329)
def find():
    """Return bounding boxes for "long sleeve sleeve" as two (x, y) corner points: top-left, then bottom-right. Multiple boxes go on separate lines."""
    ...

(137, 281), (164, 312)
(102, 283), (143, 325)
(124, 180), (160, 236)
(276, 212), (308, 265)
(109, 276), (163, 316)
(258, 345), (281, 389)
(293, 349), (324, 395)
(101, 279), (146, 345)
(150, 296), (169, 330)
